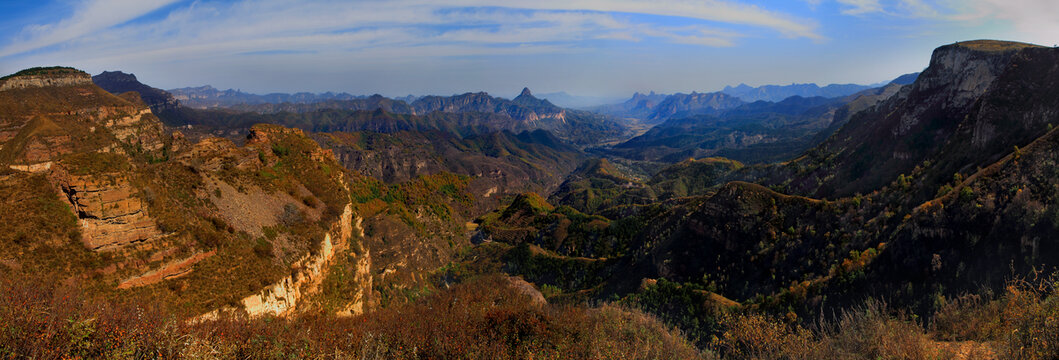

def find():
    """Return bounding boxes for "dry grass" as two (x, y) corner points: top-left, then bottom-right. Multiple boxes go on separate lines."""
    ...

(713, 301), (954, 360)
(0, 274), (703, 359)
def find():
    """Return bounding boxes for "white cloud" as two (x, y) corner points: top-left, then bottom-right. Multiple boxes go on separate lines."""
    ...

(449, 0), (824, 40)
(0, 0), (181, 57)
(0, 0), (822, 63)
(0, 0), (829, 94)
(833, 0), (938, 17)
(951, 0), (1059, 44)
(898, 0), (938, 17)
(837, 0), (883, 15)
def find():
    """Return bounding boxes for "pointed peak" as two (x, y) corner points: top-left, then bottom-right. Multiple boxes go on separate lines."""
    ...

(519, 87), (532, 97)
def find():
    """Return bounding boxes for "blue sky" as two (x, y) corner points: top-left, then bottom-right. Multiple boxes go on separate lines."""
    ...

(0, 0), (1056, 98)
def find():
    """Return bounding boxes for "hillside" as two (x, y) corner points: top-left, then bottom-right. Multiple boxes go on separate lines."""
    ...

(769, 40), (1056, 201)
(603, 95), (846, 163)
(0, 66), (707, 358)
(462, 40), (1059, 357)
(9, 39), (1059, 358)
(0, 68), (372, 318)
(92, 71), (179, 112)
(644, 91), (745, 123)
(317, 128), (584, 212)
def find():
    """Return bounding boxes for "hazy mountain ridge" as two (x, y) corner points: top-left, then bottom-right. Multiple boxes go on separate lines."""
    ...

(158, 87), (628, 146)
(592, 74), (918, 124)
(645, 91), (745, 123)
(169, 85), (362, 108)
(599, 95), (857, 164)
(720, 82), (875, 102)
(91, 71), (180, 112)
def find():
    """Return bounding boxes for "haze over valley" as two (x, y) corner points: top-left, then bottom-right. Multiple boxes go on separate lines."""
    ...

(2, 1), (1059, 359)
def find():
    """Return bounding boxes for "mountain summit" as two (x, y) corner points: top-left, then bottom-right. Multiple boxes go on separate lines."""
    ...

(92, 71), (179, 112)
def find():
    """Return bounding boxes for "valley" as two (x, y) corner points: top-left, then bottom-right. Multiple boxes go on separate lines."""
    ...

(4, 39), (1059, 359)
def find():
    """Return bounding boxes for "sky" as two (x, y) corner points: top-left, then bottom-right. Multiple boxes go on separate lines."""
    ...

(0, 0), (1056, 98)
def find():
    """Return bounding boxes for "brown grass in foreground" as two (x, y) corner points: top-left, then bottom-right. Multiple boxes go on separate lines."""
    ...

(714, 275), (1059, 360)
(0, 274), (701, 359)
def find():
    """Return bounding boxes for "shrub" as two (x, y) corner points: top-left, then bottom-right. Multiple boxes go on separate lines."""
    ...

(253, 238), (274, 258)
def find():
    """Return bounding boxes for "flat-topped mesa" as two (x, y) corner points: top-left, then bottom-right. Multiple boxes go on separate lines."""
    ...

(0, 67), (92, 91)
(951, 39), (1044, 52)
(912, 40), (1046, 110)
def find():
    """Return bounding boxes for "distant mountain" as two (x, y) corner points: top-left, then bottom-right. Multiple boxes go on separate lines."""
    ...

(168, 85), (361, 108)
(215, 94), (415, 114)
(536, 91), (625, 108)
(411, 88), (567, 124)
(589, 91), (669, 120)
(591, 91), (744, 124)
(600, 81), (912, 165)
(92, 71), (179, 112)
(603, 95), (849, 163)
(645, 91), (745, 123)
(720, 82), (874, 103)
(157, 85), (628, 146)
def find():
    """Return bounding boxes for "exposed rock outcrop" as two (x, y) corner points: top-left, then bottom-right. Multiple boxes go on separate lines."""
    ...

(0, 72), (92, 91)
(778, 40), (1056, 199)
(117, 250), (216, 289)
(58, 171), (161, 251)
(238, 203), (353, 317)
(337, 217), (373, 317)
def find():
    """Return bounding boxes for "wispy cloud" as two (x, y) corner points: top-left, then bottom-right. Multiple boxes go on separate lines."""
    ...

(0, 0), (181, 57)
(0, 0), (822, 66)
(834, 0), (938, 17)
(949, 0), (1059, 43)
(837, 0), (884, 15)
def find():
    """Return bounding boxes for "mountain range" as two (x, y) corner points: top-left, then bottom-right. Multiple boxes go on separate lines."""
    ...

(7, 40), (1059, 358)
(590, 73), (918, 125)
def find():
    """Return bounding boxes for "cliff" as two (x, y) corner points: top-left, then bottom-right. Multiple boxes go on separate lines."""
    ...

(0, 67), (92, 91)
(778, 40), (1057, 200)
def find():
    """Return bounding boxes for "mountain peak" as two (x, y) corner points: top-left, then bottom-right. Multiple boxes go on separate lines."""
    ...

(94, 70), (138, 82)
(519, 87), (532, 97)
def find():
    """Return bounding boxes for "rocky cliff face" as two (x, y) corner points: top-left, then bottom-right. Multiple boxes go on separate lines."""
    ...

(778, 40), (1055, 199)
(240, 203), (355, 316)
(58, 171), (161, 251)
(0, 67), (170, 251)
(891, 41), (1027, 137)
(0, 72), (91, 91)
